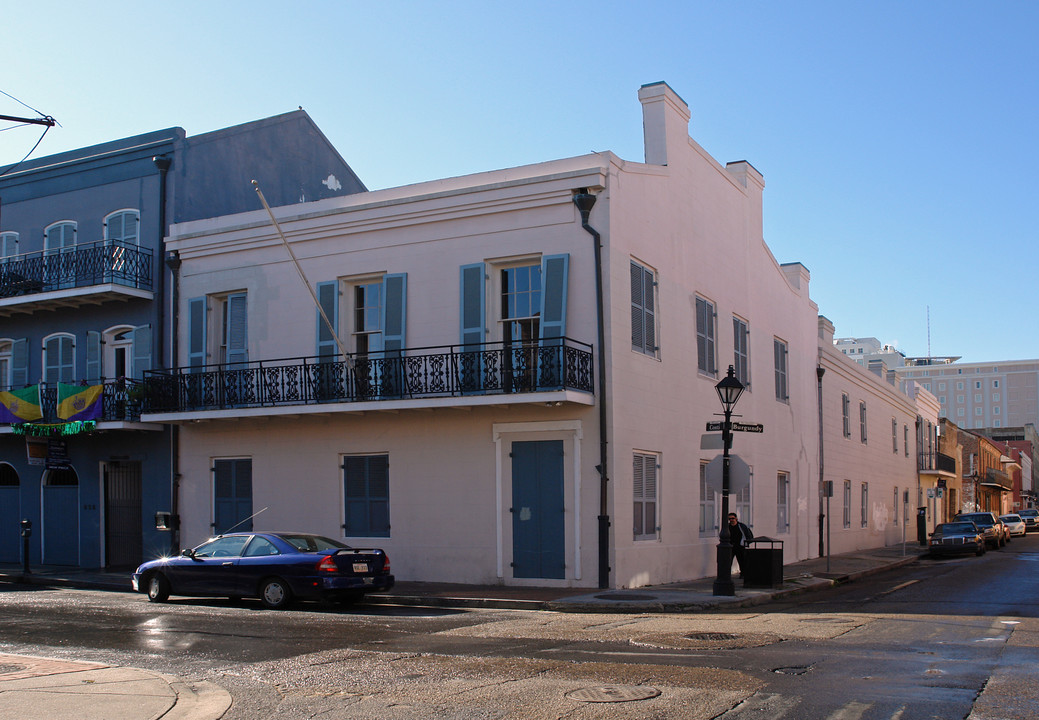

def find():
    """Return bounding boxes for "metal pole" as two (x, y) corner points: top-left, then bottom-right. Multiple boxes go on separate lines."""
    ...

(713, 407), (735, 596)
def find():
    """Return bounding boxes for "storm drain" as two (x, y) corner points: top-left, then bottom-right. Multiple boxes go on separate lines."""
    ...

(566, 685), (661, 703)
(685, 632), (738, 642)
(773, 664), (813, 675)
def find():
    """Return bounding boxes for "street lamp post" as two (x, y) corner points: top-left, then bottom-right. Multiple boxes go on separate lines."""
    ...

(713, 365), (745, 597)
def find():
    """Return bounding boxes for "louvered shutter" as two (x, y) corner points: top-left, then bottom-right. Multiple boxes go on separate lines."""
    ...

(538, 254), (568, 341)
(11, 338), (28, 387)
(225, 293), (248, 366)
(633, 454), (645, 536)
(381, 274), (407, 354)
(316, 281), (339, 358)
(188, 297), (207, 369)
(132, 325), (152, 379)
(459, 264), (485, 347)
(630, 262), (644, 352)
(85, 331), (101, 382)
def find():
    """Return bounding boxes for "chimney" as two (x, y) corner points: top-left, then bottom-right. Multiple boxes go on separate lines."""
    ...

(637, 82), (690, 166)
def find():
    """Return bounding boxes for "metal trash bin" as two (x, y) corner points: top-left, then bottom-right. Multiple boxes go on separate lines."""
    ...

(742, 537), (784, 589)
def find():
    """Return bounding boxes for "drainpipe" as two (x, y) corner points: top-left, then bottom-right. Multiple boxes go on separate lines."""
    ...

(816, 366), (826, 559)
(153, 155), (178, 553)
(572, 189), (610, 589)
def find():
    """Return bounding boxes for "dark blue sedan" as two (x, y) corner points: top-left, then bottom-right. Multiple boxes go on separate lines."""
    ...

(131, 532), (394, 609)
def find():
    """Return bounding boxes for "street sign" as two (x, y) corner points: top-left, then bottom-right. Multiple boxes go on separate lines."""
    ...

(700, 433), (724, 450)
(704, 454), (751, 494)
(705, 421), (764, 433)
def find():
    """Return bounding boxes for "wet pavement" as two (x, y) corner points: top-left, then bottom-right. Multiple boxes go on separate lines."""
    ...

(0, 541), (929, 720)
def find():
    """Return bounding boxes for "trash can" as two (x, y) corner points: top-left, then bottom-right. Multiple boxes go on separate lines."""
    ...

(743, 537), (784, 589)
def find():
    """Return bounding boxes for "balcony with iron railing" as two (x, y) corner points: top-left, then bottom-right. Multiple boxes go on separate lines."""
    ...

(0, 379), (161, 432)
(919, 450), (957, 475)
(141, 338), (595, 420)
(981, 468), (1012, 491)
(0, 239), (153, 316)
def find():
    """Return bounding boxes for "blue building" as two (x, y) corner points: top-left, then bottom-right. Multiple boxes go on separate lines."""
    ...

(0, 111), (365, 568)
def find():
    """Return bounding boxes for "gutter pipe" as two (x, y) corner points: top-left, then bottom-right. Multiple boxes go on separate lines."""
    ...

(573, 189), (610, 589)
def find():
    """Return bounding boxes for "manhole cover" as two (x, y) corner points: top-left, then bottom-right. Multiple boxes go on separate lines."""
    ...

(0, 664), (27, 674)
(566, 685), (661, 703)
(594, 593), (657, 602)
(773, 665), (813, 675)
(686, 632), (737, 641)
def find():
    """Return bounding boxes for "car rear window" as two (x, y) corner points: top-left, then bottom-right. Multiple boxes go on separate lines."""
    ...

(277, 534), (350, 552)
(941, 523), (975, 533)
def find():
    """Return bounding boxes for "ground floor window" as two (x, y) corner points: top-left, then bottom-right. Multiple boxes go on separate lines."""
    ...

(343, 454), (390, 537)
(633, 452), (659, 540)
(777, 472), (790, 533)
(698, 462), (715, 537)
(843, 480), (851, 528)
(861, 482), (869, 528)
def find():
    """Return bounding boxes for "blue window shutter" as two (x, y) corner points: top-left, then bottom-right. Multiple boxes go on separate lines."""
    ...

(85, 331), (101, 382)
(459, 263), (485, 347)
(11, 338), (28, 387)
(188, 297), (207, 368)
(381, 274), (407, 354)
(316, 281), (339, 358)
(132, 325), (152, 379)
(538, 254), (569, 341)
(225, 293), (248, 366)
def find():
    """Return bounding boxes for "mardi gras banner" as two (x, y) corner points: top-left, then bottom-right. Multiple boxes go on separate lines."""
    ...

(0, 384), (43, 423)
(57, 383), (104, 421)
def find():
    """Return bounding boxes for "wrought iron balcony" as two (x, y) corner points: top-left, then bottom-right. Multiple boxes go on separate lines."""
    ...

(0, 379), (148, 426)
(0, 239), (153, 299)
(918, 450), (956, 474)
(982, 468), (1012, 491)
(142, 339), (594, 414)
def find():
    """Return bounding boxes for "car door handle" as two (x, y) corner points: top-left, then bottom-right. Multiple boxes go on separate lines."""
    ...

(221, 562), (233, 566)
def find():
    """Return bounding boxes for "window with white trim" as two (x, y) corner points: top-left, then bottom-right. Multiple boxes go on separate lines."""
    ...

(43, 333), (76, 384)
(633, 452), (659, 540)
(0, 232), (18, 260)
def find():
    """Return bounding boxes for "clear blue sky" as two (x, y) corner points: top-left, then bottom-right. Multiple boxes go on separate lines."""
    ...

(4, 2), (1036, 363)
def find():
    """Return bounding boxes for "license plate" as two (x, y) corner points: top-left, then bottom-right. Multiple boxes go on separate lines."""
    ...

(353, 563), (368, 573)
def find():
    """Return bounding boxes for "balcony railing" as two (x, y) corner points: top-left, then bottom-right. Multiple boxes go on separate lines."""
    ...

(918, 450), (956, 474)
(0, 239), (153, 298)
(982, 468), (1012, 491)
(0, 380), (147, 425)
(143, 339), (594, 414)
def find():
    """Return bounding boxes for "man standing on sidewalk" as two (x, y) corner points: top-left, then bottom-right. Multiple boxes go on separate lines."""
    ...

(728, 513), (753, 576)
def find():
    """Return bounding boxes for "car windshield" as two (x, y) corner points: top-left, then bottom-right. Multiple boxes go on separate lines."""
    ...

(1020, 510), (1038, 518)
(940, 523), (975, 534)
(276, 534), (349, 552)
(1000, 516), (1020, 523)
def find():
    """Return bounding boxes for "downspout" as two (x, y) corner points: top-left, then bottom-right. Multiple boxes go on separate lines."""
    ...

(153, 155), (179, 554)
(572, 189), (610, 589)
(816, 366), (826, 558)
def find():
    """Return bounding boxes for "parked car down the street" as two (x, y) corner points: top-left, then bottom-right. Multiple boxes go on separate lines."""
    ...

(954, 512), (1006, 549)
(131, 532), (395, 609)
(1000, 514), (1027, 537)
(928, 521), (986, 558)
(1017, 508), (1039, 533)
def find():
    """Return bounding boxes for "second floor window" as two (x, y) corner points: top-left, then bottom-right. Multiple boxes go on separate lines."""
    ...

(842, 393), (851, 437)
(774, 338), (788, 401)
(105, 210), (139, 244)
(859, 401), (868, 443)
(501, 264), (541, 346)
(630, 261), (657, 356)
(0, 232), (18, 260)
(44, 333), (76, 384)
(695, 296), (716, 375)
(733, 317), (749, 386)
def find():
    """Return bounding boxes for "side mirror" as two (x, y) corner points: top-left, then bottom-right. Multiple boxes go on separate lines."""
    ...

(180, 548), (195, 558)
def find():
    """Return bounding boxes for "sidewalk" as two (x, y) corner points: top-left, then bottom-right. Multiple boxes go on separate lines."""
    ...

(0, 542), (927, 720)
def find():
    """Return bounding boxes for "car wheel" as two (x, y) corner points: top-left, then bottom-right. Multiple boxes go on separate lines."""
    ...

(147, 573), (171, 603)
(259, 578), (292, 610)
(976, 546), (985, 556)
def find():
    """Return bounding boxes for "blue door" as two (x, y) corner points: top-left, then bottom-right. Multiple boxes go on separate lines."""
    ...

(43, 473), (79, 566)
(213, 459), (252, 535)
(511, 440), (565, 579)
(0, 484), (20, 563)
